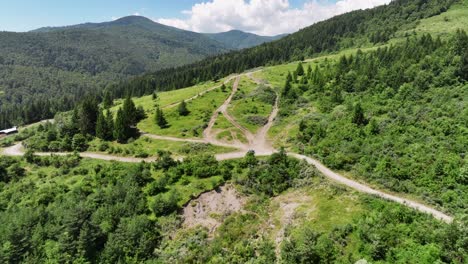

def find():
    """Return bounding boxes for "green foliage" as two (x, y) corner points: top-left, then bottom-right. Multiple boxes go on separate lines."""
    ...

(351, 103), (367, 126)
(155, 107), (169, 129)
(95, 110), (112, 141)
(102, 91), (113, 109)
(112, 0), (456, 109)
(113, 108), (127, 143)
(282, 228), (338, 263)
(295, 62), (305, 76)
(78, 96), (99, 136)
(122, 96), (137, 126)
(177, 100), (190, 116)
(72, 134), (88, 152)
(0, 16), (229, 129)
(289, 34), (468, 213)
(242, 149), (307, 196)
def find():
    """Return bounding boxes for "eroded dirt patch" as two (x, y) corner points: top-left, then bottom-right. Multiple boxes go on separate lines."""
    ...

(182, 184), (246, 234)
(270, 191), (315, 257)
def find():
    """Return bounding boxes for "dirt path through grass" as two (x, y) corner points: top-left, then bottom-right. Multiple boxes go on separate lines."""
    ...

(1, 70), (454, 224)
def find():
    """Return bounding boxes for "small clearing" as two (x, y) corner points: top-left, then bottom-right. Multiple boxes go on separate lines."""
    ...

(182, 184), (246, 234)
(270, 191), (314, 257)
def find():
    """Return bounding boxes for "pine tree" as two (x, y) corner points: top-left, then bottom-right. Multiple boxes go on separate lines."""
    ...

(283, 75), (292, 97)
(178, 100), (190, 116)
(331, 86), (343, 104)
(114, 108), (127, 143)
(95, 110), (108, 140)
(352, 103), (367, 126)
(286, 72), (292, 83)
(78, 97), (99, 135)
(102, 91), (113, 109)
(122, 96), (137, 126)
(152, 92), (158, 100)
(306, 65), (313, 79)
(105, 110), (114, 138)
(155, 107), (168, 129)
(296, 62), (305, 76)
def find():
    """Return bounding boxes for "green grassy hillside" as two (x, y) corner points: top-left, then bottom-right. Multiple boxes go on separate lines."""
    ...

(0, 16), (229, 129)
(0, 1), (467, 263)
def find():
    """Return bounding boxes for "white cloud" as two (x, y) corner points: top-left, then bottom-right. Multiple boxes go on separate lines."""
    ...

(155, 0), (391, 36)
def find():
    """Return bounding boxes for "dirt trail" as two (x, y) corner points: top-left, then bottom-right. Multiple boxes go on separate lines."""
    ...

(163, 74), (240, 109)
(203, 76), (252, 150)
(288, 153), (453, 223)
(2, 143), (157, 163)
(1, 69), (454, 224)
(142, 133), (205, 143)
(246, 72), (279, 154)
(2, 142), (24, 156)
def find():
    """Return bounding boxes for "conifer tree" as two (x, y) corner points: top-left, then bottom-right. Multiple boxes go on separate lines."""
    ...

(114, 108), (127, 143)
(352, 103), (366, 126)
(296, 62), (305, 76)
(178, 100), (190, 116)
(152, 92), (158, 100)
(78, 97), (99, 136)
(95, 110), (108, 140)
(155, 107), (168, 128)
(220, 84), (227, 92)
(306, 65), (313, 79)
(105, 110), (114, 140)
(122, 96), (137, 126)
(102, 91), (113, 109)
(331, 86), (343, 104)
(286, 72), (292, 83)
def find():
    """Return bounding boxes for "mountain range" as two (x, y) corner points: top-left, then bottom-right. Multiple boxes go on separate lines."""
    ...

(0, 16), (284, 127)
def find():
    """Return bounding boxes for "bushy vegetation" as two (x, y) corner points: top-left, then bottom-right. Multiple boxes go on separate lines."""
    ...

(0, 149), (231, 262)
(279, 32), (467, 214)
(0, 16), (228, 129)
(281, 197), (467, 263)
(155, 154), (467, 263)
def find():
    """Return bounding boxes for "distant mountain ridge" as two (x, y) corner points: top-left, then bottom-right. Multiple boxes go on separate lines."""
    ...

(205, 30), (287, 50)
(0, 15), (286, 128)
(33, 17), (286, 50)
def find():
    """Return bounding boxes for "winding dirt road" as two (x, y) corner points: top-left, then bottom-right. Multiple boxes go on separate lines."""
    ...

(1, 70), (454, 224)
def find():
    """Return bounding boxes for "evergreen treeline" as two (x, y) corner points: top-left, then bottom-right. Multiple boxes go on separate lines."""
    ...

(0, 16), (228, 129)
(24, 96), (146, 152)
(283, 31), (468, 214)
(0, 0), (455, 129)
(110, 0), (456, 99)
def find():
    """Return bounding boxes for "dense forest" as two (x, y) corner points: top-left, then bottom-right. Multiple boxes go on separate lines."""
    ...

(113, 0), (456, 98)
(279, 31), (467, 214)
(0, 0), (455, 129)
(0, 16), (228, 129)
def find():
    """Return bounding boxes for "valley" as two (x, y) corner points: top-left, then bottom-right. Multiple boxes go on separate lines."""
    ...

(0, 0), (467, 263)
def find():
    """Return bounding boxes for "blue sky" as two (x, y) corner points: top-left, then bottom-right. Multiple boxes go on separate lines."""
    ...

(0, 0), (387, 35)
(0, 0), (318, 32)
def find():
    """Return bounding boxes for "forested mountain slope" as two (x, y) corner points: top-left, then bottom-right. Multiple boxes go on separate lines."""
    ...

(116, 0), (457, 99)
(0, 0), (456, 129)
(204, 30), (286, 49)
(0, 16), (228, 128)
